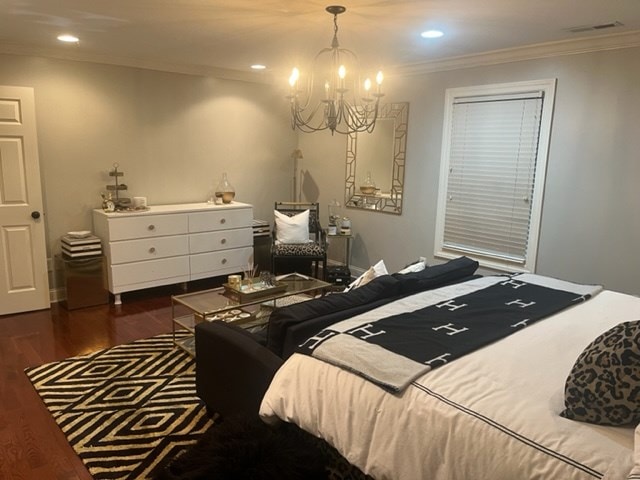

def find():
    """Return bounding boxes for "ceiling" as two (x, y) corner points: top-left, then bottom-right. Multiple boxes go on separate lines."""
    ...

(2, 0), (640, 82)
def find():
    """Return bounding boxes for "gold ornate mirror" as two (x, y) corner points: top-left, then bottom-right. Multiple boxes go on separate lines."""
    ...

(345, 102), (408, 214)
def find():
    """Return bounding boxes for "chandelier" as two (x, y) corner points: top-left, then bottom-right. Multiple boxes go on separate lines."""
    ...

(287, 5), (384, 135)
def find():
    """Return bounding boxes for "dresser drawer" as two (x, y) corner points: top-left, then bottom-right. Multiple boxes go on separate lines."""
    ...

(190, 246), (253, 279)
(189, 227), (252, 254)
(107, 214), (188, 241)
(109, 235), (189, 265)
(188, 208), (252, 233)
(111, 256), (190, 288)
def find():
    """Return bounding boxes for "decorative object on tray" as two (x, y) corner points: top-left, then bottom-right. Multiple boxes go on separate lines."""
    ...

(105, 163), (129, 209)
(227, 274), (242, 290)
(132, 196), (147, 209)
(223, 279), (287, 301)
(215, 172), (235, 204)
(224, 264), (286, 300)
(101, 164), (149, 212)
(260, 270), (276, 287)
(101, 191), (115, 212)
(242, 262), (258, 288)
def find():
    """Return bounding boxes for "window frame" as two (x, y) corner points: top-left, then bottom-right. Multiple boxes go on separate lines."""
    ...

(434, 79), (557, 273)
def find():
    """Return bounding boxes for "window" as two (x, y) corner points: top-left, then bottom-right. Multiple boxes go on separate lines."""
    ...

(434, 79), (556, 272)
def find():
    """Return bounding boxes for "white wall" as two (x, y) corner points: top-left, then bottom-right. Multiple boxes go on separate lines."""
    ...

(0, 54), (297, 261)
(298, 46), (640, 295)
(2, 47), (638, 296)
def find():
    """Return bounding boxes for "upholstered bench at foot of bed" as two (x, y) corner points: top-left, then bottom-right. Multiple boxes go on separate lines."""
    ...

(195, 320), (283, 419)
(194, 256), (481, 417)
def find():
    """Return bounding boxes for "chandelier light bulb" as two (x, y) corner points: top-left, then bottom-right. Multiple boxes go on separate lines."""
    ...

(421, 29), (444, 39)
(376, 71), (384, 95)
(364, 78), (372, 91)
(289, 68), (300, 88)
(338, 65), (346, 79)
(57, 34), (79, 43)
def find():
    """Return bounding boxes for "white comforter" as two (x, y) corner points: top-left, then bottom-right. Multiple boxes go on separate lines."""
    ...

(260, 287), (639, 480)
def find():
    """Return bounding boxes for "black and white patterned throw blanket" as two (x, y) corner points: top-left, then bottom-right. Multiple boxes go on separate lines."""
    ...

(296, 274), (602, 392)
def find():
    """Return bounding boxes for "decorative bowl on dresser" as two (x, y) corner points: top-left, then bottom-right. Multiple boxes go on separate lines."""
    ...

(93, 202), (253, 304)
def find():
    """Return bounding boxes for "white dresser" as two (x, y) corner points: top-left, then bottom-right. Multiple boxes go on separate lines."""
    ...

(93, 202), (253, 304)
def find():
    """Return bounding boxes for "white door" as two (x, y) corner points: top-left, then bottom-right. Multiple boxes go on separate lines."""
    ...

(0, 86), (49, 315)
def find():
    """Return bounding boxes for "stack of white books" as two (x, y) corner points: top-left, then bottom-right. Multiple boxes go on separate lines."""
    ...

(252, 219), (271, 237)
(61, 233), (102, 259)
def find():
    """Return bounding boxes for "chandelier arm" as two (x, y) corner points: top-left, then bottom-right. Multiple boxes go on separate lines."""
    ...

(291, 100), (333, 132)
(341, 100), (380, 134)
(292, 105), (316, 129)
(343, 103), (367, 129)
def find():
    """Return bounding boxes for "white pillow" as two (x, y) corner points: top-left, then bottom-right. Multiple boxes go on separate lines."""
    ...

(274, 209), (310, 244)
(344, 259), (388, 292)
(396, 257), (428, 274)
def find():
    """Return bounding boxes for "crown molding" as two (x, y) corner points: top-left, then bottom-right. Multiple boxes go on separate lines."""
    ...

(2, 29), (639, 82)
(0, 43), (275, 85)
(395, 30), (640, 76)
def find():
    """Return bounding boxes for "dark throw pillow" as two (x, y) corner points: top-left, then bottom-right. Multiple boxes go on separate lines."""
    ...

(392, 256), (479, 295)
(266, 274), (401, 356)
(560, 320), (640, 426)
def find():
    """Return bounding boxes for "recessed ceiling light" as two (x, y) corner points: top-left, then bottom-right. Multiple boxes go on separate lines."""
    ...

(57, 34), (79, 43)
(251, 64), (267, 70)
(421, 30), (444, 39)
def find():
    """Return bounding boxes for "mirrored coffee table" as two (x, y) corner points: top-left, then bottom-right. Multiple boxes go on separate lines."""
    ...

(171, 273), (331, 356)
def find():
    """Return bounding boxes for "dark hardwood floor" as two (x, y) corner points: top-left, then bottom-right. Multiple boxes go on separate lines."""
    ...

(0, 283), (211, 480)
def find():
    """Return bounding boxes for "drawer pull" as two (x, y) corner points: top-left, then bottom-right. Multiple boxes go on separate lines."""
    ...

(221, 238), (227, 244)
(220, 218), (226, 224)
(148, 224), (156, 231)
(221, 258), (227, 264)
(149, 247), (156, 254)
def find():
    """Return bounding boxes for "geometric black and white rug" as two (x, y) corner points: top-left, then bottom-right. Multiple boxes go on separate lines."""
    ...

(25, 333), (214, 480)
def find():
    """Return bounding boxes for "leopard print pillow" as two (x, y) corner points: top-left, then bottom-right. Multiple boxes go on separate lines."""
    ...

(560, 320), (640, 426)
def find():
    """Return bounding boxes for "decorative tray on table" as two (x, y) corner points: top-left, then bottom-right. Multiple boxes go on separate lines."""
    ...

(223, 280), (287, 302)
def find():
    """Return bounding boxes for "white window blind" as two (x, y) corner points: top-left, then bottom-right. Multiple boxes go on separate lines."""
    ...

(435, 80), (556, 272)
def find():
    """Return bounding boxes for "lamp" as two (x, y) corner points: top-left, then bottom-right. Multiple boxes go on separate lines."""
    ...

(287, 5), (384, 135)
(291, 148), (303, 202)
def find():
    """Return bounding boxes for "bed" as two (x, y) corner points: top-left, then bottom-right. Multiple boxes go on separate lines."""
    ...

(260, 273), (640, 480)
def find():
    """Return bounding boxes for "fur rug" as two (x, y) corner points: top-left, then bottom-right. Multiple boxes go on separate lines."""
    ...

(154, 415), (330, 480)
